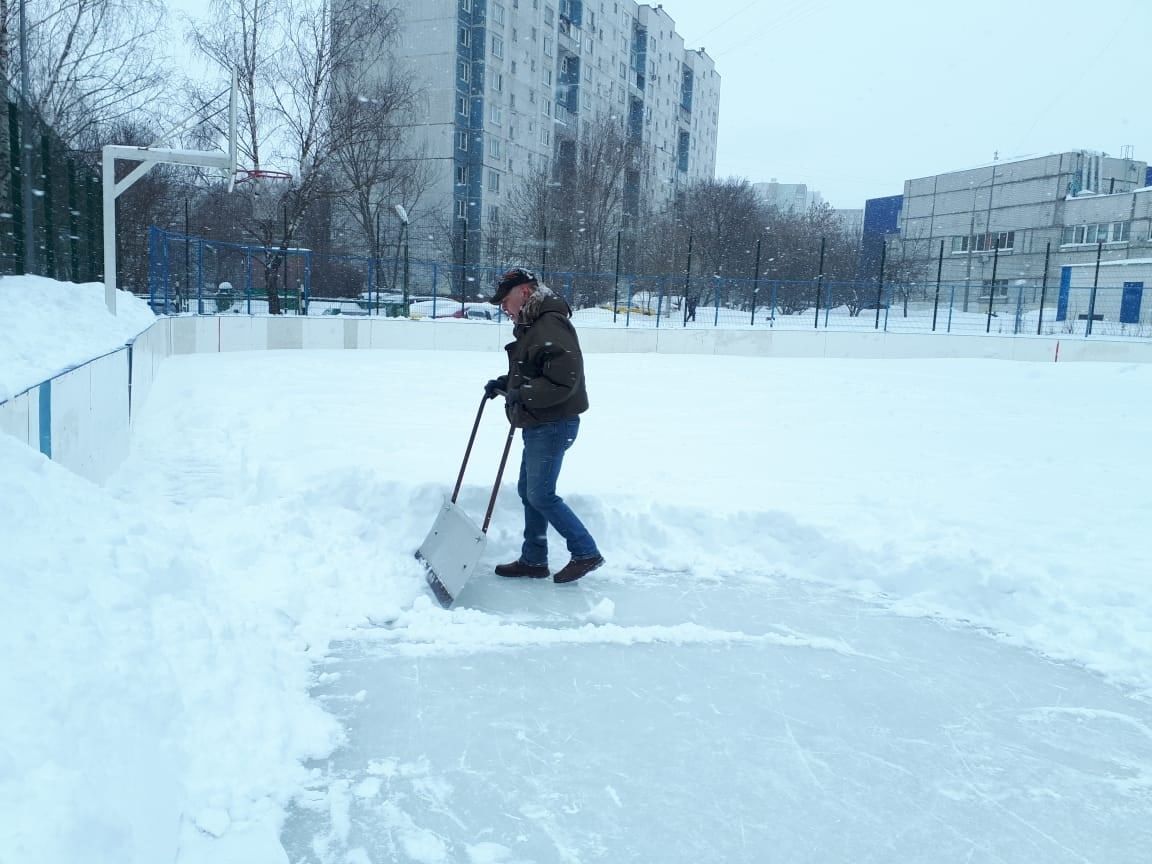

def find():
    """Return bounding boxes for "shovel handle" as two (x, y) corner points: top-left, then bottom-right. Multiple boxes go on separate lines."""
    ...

(450, 395), (490, 503)
(482, 424), (517, 533)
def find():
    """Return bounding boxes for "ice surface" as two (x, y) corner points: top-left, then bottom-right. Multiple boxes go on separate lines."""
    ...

(282, 572), (1152, 864)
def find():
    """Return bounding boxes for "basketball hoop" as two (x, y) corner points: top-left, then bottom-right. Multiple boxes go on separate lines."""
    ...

(233, 169), (293, 185)
(234, 169), (294, 224)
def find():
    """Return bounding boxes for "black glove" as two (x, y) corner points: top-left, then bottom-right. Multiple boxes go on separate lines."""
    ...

(484, 376), (508, 400)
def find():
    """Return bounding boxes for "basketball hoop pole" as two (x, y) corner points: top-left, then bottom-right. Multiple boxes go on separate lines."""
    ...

(102, 66), (238, 314)
(102, 145), (231, 314)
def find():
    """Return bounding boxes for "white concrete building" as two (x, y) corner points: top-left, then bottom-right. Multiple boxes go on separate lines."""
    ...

(365, 0), (719, 273)
(889, 151), (1151, 309)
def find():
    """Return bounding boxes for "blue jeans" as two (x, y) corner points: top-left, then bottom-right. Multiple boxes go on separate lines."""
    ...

(517, 417), (599, 565)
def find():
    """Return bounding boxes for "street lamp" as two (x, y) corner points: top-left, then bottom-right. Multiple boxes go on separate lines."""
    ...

(393, 204), (410, 307)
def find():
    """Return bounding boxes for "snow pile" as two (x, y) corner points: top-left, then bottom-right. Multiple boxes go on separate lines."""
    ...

(0, 275), (154, 400)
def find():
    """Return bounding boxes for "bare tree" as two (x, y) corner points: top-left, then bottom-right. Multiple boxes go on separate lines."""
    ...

(2, 0), (169, 146)
(563, 116), (635, 277)
(502, 116), (638, 306)
(325, 7), (432, 270)
(187, 0), (425, 312)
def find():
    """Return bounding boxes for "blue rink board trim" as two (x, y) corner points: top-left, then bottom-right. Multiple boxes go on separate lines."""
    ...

(38, 380), (51, 459)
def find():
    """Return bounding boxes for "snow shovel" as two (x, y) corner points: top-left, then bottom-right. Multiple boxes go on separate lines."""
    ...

(417, 394), (516, 607)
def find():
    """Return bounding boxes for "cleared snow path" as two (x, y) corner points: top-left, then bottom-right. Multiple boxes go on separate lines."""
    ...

(282, 570), (1152, 864)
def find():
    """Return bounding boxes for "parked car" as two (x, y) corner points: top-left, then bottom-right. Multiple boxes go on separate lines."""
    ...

(146, 296), (181, 315)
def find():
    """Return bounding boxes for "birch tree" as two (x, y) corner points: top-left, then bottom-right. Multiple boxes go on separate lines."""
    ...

(1, 0), (169, 145)
(188, 0), (425, 312)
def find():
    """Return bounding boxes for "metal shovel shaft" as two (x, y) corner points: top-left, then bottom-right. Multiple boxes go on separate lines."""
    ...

(451, 395), (516, 534)
(450, 395), (490, 504)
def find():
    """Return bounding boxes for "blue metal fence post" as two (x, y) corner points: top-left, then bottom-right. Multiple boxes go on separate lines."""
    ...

(947, 283), (955, 333)
(654, 276), (663, 328)
(245, 248), (252, 314)
(432, 263), (439, 318)
(1013, 283), (1024, 334)
(883, 281), (892, 332)
(162, 229), (171, 305)
(770, 281), (777, 328)
(713, 275), (721, 327)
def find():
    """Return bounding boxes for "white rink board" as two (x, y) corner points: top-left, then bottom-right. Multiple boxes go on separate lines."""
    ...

(11, 313), (1152, 483)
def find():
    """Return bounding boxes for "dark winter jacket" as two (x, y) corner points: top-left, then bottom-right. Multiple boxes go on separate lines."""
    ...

(500, 287), (589, 428)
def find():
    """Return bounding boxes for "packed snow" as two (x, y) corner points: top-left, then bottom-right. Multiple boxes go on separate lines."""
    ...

(2, 275), (1151, 863)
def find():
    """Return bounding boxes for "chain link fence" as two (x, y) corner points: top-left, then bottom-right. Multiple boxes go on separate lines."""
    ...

(148, 228), (1152, 339)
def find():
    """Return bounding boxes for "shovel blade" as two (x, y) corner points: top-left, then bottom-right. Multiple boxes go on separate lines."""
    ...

(416, 500), (487, 607)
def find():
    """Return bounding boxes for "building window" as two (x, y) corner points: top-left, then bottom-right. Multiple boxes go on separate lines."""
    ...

(459, 26), (470, 47)
(493, 2), (505, 24)
(456, 165), (468, 186)
(488, 170), (501, 192)
(491, 72), (503, 92)
(456, 131), (469, 151)
(456, 200), (467, 219)
(488, 204), (500, 223)
(544, 5), (554, 25)
(489, 138), (502, 158)
(1061, 221), (1130, 245)
(492, 34), (504, 58)
(489, 104), (503, 125)
(458, 60), (470, 82)
(457, 95), (470, 117)
(541, 128), (551, 145)
(952, 231), (1014, 253)
(461, 0), (472, 10)
(544, 37), (553, 56)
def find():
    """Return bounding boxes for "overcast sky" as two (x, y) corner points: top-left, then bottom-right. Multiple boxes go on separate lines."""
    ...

(165, 0), (1149, 210)
(668, 0), (1149, 208)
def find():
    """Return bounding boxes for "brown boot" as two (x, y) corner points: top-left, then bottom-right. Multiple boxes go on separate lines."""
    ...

(494, 560), (550, 578)
(553, 555), (604, 584)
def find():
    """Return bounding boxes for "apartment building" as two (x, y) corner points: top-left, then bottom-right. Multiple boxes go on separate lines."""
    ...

(752, 180), (823, 213)
(876, 151), (1151, 306)
(372, 0), (719, 272)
